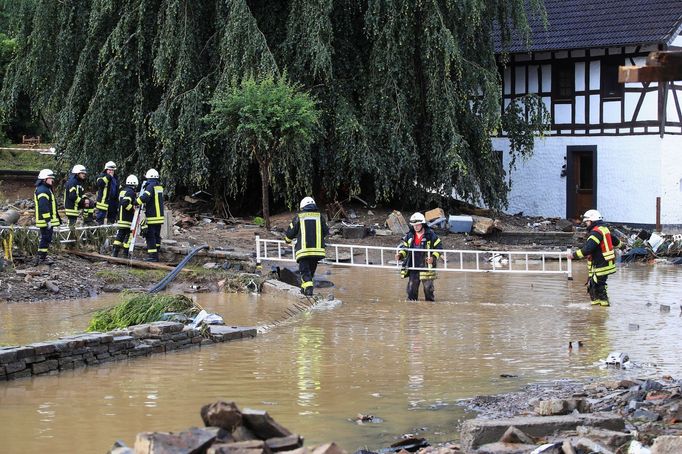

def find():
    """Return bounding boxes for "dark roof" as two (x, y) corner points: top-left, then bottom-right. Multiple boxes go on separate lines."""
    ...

(495, 0), (682, 53)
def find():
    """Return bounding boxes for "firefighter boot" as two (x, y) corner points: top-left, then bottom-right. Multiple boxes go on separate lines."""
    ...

(304, 286), (314, 297)
(34, 251), (53, 266)
(144, 252), (159, 262)
(111, 246), (120, 258)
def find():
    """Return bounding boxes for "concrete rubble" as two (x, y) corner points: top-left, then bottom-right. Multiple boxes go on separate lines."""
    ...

(455, 376), (682, 453)
(108, 400), (344, 454)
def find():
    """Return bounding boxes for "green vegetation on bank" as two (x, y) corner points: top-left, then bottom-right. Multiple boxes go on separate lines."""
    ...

(95, 268), (166, 284)
(86, 293), (200, 332)
(0, 147), (54, 171)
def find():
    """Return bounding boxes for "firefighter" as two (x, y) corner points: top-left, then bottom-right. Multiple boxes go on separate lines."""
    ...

(112, 174), (139, 258)
(567, 209), (620, 307)
(95, 161), (119, 225)
(136, 169), (164, 262)
(63, 164), (88, 226)
(395, 212), (443, 301)
(34, 168), (61, 265)
(284, 196), (329, 296)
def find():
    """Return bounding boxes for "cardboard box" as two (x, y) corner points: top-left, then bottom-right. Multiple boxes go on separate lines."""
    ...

(425, 208), (445, 222)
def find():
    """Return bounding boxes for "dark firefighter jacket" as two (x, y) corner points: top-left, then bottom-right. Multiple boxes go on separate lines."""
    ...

(284, 205), (329, 261)
(117, 185), (137, 227)
(95, 172), (119, 211)
(136, 179), (164, 225)
(572, 220), (621, 277)
(34, 180), (60, 228)
(397, 226), (443, 280)
(64, 174), (85, 217)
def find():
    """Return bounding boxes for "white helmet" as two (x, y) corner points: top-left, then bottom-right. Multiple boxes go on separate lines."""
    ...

(145, 168), (159, 179)
(125, 174), (139, 186)
(71, 164), (87, 174)
(409, 212), (426, 225)
(104, 161), (117, 170)
(299, 196), (315, 210)
(582, 209), (603, 222)
(38, 168), (55, 180)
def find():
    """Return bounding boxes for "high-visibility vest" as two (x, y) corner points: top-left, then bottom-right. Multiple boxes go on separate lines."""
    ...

(588, 225), (616, 276)
(34, 183), (60, 228)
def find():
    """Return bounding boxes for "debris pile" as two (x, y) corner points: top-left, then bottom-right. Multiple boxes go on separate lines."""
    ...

(109, 401), (345, 454)
(458, 376), (682, 453)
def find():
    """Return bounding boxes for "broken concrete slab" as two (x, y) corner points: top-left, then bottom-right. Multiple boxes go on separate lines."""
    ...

(459, 413), (625, 451)
(134, 428), (217, 454)
(242, 408), (292, 439)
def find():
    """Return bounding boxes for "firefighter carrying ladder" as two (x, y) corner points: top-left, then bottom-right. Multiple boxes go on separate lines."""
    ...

(255, 236), (573, 279)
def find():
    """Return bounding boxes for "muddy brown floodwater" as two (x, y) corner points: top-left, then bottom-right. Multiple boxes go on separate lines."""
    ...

(1, 263), (681, 453)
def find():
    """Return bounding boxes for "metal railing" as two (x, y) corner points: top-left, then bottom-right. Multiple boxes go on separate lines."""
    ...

(256, 236), (573, 279)
(0, 224), (117, 243)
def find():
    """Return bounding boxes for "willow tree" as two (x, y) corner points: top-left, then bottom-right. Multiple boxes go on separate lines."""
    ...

(204, 75), (320, 229)
(2, 0), (546, 213)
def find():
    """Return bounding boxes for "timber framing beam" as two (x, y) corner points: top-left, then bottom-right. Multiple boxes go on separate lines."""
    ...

(619, 50), (682, 83)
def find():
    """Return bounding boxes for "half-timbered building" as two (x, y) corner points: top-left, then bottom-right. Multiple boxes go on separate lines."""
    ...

(494, 0), (682, 226)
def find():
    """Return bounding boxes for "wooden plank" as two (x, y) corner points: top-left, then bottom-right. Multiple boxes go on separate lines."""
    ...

(68, 250), (190, 272)
(619, 62), (682, 83)
(646, 50), (682, 67)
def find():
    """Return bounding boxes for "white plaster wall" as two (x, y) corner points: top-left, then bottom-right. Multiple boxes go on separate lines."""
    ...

(659, 136), (682, 225)
(493, 135), (682, 224)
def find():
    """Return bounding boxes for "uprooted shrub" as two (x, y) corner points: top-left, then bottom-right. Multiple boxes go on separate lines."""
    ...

(87, 292), (200, 332)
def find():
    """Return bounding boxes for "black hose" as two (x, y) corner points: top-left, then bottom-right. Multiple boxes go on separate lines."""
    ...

(148, 244), (209, 293)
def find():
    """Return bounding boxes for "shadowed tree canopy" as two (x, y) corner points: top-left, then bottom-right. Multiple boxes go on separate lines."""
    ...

(1, 0), (547, 212)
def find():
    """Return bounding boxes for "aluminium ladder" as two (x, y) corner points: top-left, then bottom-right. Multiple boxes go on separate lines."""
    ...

(255, 235), (573, 279)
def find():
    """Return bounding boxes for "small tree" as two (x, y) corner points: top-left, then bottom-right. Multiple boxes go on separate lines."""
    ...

(204, 75), (320, 230)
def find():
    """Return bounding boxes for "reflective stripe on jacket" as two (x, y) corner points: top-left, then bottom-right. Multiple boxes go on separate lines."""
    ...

(95, 173), (111, 210)
(284, 208), (329, 261)
(574, 222), (620, 276)
(117, 186), (137, 227)
(34, 181), (60, 228)
(63, 174), (84, 217)
(397, 226), (443, 280)
(136, 179), (164, 225)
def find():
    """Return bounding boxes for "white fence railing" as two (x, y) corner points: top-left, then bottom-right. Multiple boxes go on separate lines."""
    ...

(0, 224), (117, 243)
(256, 236), (573, 279)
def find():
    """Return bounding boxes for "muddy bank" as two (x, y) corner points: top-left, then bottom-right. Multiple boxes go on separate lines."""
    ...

(0, 253), (262, 303)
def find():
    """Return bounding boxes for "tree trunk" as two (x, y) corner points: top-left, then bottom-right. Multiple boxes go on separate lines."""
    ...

(259, 159), (271, 230)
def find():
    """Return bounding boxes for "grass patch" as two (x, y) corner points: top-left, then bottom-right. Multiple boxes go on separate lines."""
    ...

(95, 268), (166, 284)
(0, 148), (55, 171)
(86, 293), (200, 332)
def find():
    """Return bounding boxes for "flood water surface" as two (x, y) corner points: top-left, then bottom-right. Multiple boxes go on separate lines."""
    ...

(1, 263), (682, 453)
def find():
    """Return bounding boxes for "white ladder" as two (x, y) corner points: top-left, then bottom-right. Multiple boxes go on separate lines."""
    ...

(255, 236), (573, 279)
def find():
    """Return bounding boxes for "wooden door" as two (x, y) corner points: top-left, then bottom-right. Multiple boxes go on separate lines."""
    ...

(566, 146), (597, 220)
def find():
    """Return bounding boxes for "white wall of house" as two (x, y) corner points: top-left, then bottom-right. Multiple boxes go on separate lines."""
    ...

(493, 135), (682, 225)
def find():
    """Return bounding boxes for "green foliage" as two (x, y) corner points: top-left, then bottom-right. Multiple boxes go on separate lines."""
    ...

(86, 292), (199, 332)
(0, 147), (54, 170)
(252, 216), (265, 226)
(95, 268), (165, 284)
(204, 74), (320, 227)
(1, 0), (548, 212)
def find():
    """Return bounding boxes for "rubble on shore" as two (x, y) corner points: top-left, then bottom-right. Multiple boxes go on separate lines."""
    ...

(454, 375), (682, 453)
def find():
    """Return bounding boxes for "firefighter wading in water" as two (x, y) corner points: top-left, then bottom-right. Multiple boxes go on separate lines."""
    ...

(395, 212), (443, 301)
(568, 209), (620, 307)
(284, 197), (329, 296)
(34, 168), (61, 265)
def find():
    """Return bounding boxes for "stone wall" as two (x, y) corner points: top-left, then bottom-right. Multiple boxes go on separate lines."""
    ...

(0, 321), (256, 381)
